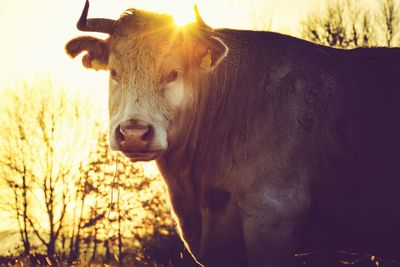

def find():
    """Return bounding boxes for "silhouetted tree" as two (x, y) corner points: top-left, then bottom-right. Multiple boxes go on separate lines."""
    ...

(0, 77), (195, 266)
(301, 0), (377, 48)
(302, 0), (400, 48)
(378, 0), (400, 46)
(0, 77), (95, 261)
(0, 87), (33, 257)
(67, 125), (108, 263)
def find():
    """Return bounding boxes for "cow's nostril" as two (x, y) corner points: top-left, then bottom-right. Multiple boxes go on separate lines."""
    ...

(141, 125), (154, 142)
(115, 125), (125, 143)
(116, 119), (154, 148)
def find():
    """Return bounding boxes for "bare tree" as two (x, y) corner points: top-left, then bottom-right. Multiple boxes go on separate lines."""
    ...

(0, 77), (191, 265)
(301, 0), (376, 48)
(378, 0), (400, 47)
(0, 83), (39, 257)
(28, 94), (72, 258)
(68, 128), (110, 264)
(301, 0), (400, 48)
(67, 162), (89, 264)
(0, 77), (95, 261)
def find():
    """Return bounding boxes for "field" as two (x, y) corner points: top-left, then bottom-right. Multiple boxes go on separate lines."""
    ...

(1, 251), (400, 267)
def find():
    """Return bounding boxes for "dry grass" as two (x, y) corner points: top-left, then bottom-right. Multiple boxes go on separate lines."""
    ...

(2, 251), (400, 267)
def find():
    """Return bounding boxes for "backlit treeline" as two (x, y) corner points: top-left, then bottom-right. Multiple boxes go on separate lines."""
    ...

(301, 0), (400, 48)
(0, 77), (190, 266)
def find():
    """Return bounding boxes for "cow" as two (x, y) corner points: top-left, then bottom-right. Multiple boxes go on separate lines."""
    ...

(65, 1), (400, 266)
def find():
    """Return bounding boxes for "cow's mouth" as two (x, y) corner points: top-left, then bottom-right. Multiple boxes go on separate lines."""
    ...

(120, 150), (162, 162)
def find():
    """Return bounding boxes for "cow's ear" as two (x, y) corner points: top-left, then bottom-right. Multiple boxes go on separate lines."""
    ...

(65, 36), (108, 71)
(198, 36), (228, 71)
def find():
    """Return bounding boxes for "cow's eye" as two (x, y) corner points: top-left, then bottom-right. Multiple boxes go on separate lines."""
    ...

(110, 69), (117, 79)
(165, 70), (179, 83)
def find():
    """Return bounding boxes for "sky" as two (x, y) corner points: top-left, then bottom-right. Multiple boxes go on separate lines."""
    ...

(0, 0), (323, 91)
(1, 0), (386, 90)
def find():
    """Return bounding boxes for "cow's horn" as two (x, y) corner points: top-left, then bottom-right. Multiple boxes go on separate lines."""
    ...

(77, 0), (115, 34)
(194, 5), (212, 31)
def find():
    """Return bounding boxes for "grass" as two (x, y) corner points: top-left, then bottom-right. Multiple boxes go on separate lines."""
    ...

(1, 251), (400, 267)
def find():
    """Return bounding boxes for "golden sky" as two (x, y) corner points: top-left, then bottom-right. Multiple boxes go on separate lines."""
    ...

(0, 0), (325, 91)
(0, 0), (384, 91)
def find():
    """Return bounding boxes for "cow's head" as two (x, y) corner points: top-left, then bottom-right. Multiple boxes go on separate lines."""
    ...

(66, 1), (228, 161)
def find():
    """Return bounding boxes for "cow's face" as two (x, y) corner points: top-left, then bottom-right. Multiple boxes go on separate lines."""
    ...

(107, 31), (186, 161)
(66, 8), (228, 161)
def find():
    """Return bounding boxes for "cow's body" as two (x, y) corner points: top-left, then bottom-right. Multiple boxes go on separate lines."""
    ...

(158, 30), (400, 265)
(66, 3), (400, 266)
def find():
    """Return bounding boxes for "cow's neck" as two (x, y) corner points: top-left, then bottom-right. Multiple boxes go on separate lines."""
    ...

(158, 67), (243, 187)
(156, 129), (205, 253)
(156, 61), (250, 253)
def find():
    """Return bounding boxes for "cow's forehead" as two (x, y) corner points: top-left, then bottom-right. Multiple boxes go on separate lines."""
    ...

(110, 31), (178, 53)
(113, 8), (174, 35)
(109, 37), (180, 69)
(108, 30), (184, 74)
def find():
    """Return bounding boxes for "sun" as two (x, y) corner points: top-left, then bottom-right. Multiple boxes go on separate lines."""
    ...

(172, 8), (196, 26)
(130, 0), (197, 26)
(165, 0), (197, 27)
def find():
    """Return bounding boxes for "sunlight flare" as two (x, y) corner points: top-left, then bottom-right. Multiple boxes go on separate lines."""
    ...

(172, 7), (196, 26)
(132, 0), (197, 26)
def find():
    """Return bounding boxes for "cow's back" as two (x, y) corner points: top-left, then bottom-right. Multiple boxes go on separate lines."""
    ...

(301, 46), (400, 258)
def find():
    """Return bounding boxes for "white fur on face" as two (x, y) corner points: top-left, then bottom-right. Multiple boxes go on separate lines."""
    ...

(108, 74), (169, 153)
(163, 73), (185, 108)
(107, 40), (186, 154)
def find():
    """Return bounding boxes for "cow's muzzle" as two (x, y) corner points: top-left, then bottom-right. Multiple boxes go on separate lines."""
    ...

(115, 119), (162, 161)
